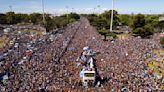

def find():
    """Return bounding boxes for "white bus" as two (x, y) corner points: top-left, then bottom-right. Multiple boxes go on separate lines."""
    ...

(82, 70), (96, 87)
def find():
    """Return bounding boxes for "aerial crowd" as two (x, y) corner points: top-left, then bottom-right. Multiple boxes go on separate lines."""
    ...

(0, 17), (163, 92)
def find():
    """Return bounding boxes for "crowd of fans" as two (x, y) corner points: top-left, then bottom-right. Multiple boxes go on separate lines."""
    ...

(0, 17), (163, 91)
(0, 19), (81, 91)
(0, 24), (45, 31)
(60, 18), (163, 91)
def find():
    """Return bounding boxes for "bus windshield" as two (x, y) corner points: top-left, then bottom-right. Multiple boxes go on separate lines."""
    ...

(84, 73), (95, 77)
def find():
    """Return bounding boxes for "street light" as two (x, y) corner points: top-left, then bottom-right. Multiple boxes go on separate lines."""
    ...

(9, 5), (12, 12)
(110, 0), (114, 32)
(72, 8), (74, 13)
(65, 6), (69, 18)
(65, 6), (69, 14)
(97, 5), (101, 14)
(93, 7), (96, 14)
(42, 0), (46, 25)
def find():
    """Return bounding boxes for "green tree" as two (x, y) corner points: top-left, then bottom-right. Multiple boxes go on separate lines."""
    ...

(132, 25), (154, 38)
(144, 24), (154, 36)
(15, 13), (30, 24)
(133, 27), (145, 37)
(6, 12), (16, 24)
(102, 10), (118, 19)
(132, 14), (155, 38)
(0, 13), (7, 24)
(53, 16), (69, 28)
(145, 15), (158, 27)
(132, 14), (145, 29)
(119, 14), (132, 26)
(29, 13), (42, 24)
(102, 10), (119, 29)
(44, 14), (55, 32)
(160, 37), (164, 47)
(87, 10), (119, 30)
(106, 32), (117, 39)
(87, 14), (98, 25)
(68, 13), (80, 20)
(157, 21), (164, 32)
(93, 18), (108, 30)
(97, 28), (109, 40)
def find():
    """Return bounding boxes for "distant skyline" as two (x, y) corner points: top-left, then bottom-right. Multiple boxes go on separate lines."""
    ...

(0, 0), (164, 14)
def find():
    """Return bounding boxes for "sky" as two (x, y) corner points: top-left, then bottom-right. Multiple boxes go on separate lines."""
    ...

(0, 0), (164, 15)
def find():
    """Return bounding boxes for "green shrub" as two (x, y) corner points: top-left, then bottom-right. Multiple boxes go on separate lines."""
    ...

(106, 32), (117, 38)
(97, 28), (109, 40)
(133, 24), (154, 38)
(160, 37), (164, 47)
(133, 27), (144, 37)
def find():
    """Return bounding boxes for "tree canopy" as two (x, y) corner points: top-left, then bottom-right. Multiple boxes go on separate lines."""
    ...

(131, 14), (157, 38)
(0, 12), (80, 32)
(87, 10), (119, 30)
(132, 14), (145, 29)
(160, 37), (164, 47)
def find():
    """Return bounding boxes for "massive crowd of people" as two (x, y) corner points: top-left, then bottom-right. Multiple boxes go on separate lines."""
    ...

(0, 17), (163, 91)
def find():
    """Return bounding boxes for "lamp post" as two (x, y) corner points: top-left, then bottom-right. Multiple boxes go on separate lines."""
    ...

(110, 0), (114, 32)
(42, 0), (46, 25)
(93, 7), (96, 14)
(9, 5), (12, 12)
(65, 6), (69, 14)
(97, 5), (101, 14)
(65, 6), (69, 18)
(72, 8), (74, 13)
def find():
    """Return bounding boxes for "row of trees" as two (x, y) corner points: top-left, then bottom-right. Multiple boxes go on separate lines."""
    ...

(86, 10), (119, 40)
(44, 13), (80, 32)
(86, 10), (164, 39)
(0, 11), (164, 38)
(0, 12), (80, 32)
(131, 14), (159, 38)
(0, 12), (41, 24)
(115, 13), (164, 38)
(87, 10), (119, 30)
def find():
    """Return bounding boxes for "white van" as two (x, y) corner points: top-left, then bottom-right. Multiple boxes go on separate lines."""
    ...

(82, 70), (96, 87)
